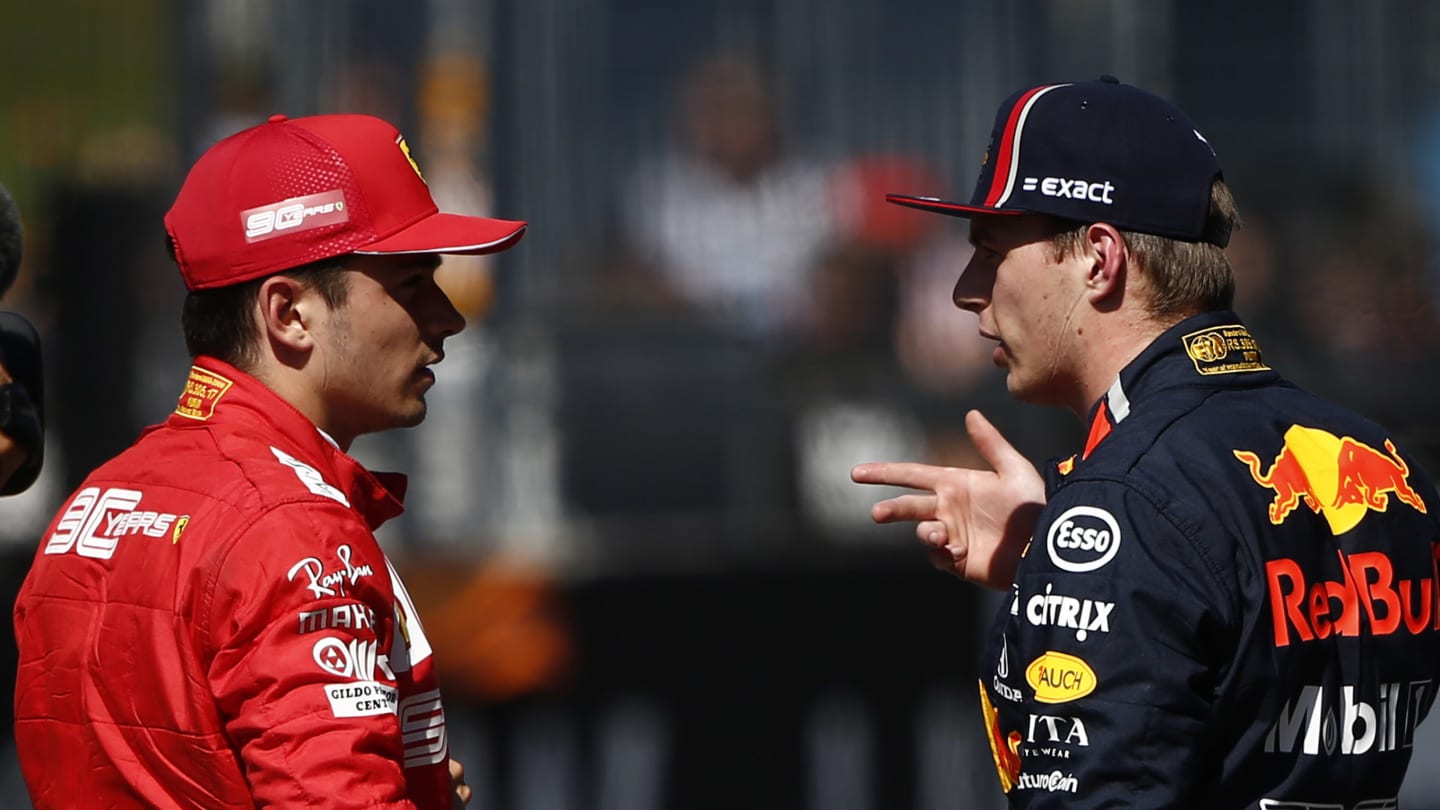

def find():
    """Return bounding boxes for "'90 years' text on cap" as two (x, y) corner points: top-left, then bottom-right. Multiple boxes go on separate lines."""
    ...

(165, 113), (527, 291)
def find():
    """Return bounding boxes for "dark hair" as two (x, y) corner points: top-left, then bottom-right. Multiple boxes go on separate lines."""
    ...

(0, 183), (23, 298)
(172, 238), (351, 368)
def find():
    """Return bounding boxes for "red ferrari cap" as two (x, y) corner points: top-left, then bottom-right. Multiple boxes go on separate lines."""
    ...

(164, 113), (527, 290)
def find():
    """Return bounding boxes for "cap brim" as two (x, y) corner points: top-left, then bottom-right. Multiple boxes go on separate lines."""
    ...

(354, 212), (527, 256)
(885, 193), (1026, 219)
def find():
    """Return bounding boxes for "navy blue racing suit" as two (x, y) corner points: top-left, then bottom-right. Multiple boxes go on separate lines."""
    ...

(980, 311), (1440, 808)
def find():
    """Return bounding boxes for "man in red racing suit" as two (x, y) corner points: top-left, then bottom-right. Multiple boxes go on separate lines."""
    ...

(14, 113), (527, 808)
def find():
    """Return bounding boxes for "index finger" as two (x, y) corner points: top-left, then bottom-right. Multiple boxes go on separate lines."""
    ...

(851, 462), (947, 490)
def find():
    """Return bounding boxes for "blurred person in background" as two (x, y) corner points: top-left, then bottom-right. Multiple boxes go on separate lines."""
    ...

(1277, 175), (1440, 477)
(46, 125), (180, 490)
(13, 113), (525, 809)
(0, 180), (46, 810)
(0, 183), (43, 495)
(852, 77), (1440, 805)
(616, 51), (838, 343)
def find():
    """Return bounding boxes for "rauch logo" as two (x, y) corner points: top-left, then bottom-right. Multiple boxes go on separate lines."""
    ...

(1025, 651), (1096, 704)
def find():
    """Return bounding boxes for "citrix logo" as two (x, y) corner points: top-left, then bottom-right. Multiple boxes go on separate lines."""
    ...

(1021, 177), (1115, 204)
(1025, 583), (1114, 642)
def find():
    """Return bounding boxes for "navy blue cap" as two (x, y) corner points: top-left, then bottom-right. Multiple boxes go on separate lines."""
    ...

(887, 77), (1229, 246)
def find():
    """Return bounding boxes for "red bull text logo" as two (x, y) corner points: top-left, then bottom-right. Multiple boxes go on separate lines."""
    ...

(1268, 545), (1440, 647)
(1234, 426), (1427, 535)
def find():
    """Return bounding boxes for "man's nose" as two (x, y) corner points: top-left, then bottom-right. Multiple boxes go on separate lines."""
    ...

(433, 289), (467, 338)
(952, 256), (993, 314)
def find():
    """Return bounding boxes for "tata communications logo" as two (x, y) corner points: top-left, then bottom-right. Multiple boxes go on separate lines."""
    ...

(1046, 506), (1121, 572)
(242, 190), (349, 243)
(1234, 425), (1427, 535)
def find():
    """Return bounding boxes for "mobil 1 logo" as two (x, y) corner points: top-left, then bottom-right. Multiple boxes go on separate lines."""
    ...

(1046, 506), (1121, 573)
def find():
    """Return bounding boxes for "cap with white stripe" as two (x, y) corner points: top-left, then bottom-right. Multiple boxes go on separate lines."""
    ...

(886, 76), (1228, 247)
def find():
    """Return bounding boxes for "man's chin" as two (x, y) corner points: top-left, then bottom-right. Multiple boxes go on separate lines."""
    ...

(399, 402), (428, 428)
(1004, 373), (1046, 405)
(380, 400), (428, 432)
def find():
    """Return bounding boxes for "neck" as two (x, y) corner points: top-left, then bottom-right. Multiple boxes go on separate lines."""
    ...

(1065, 314), (1174, 420)
(247, 359), (354, 452)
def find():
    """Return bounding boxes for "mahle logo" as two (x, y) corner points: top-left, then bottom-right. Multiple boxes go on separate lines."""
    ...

(1234, 425), (1427, 535)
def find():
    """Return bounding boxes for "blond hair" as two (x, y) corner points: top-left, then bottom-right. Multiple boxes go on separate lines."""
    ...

(1050, 179), (1241, 320)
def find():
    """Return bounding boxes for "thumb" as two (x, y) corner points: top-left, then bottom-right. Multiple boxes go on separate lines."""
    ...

(965, 409), (1030, 476)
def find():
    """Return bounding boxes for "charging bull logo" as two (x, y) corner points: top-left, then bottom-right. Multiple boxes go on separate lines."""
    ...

(979, 681), (1022, 792)
(1233, 425), (1427, 535)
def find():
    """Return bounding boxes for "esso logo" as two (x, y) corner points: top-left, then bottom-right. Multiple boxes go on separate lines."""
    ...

(1046, 506), (1121, 572)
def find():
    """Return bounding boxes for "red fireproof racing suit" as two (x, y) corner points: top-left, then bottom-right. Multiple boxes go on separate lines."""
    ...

(980, 312), (1440, 807)
(14, 358), (454, 809)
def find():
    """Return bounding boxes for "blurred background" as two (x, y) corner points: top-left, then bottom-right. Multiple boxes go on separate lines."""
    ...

(2, 0), (1440, 807)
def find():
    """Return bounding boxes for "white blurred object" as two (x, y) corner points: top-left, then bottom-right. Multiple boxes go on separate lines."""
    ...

(795, 398), (926, 541)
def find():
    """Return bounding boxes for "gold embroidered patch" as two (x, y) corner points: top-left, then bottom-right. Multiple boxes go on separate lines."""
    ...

(175, 366), (234, 421)
(1181, 324), (1269, 375)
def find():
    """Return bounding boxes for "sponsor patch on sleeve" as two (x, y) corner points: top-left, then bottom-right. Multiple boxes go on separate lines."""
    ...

(1181, 324), (1269, 375)
(324, 680), (398, 718)
(1025, 651), (1097, 704)
(1045, 506), (1121, 572)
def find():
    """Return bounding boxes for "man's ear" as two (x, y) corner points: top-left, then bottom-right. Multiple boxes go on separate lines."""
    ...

(1082, 222), (1128, 303)
(258, 275), (317, 356)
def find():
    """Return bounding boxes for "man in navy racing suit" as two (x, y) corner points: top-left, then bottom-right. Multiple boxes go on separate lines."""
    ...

(852, 76), (1440, 807)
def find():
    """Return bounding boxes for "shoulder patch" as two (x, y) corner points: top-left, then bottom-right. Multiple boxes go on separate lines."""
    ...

(1025, 650), (1097, 704)
(1181, 323), (1269, 375)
